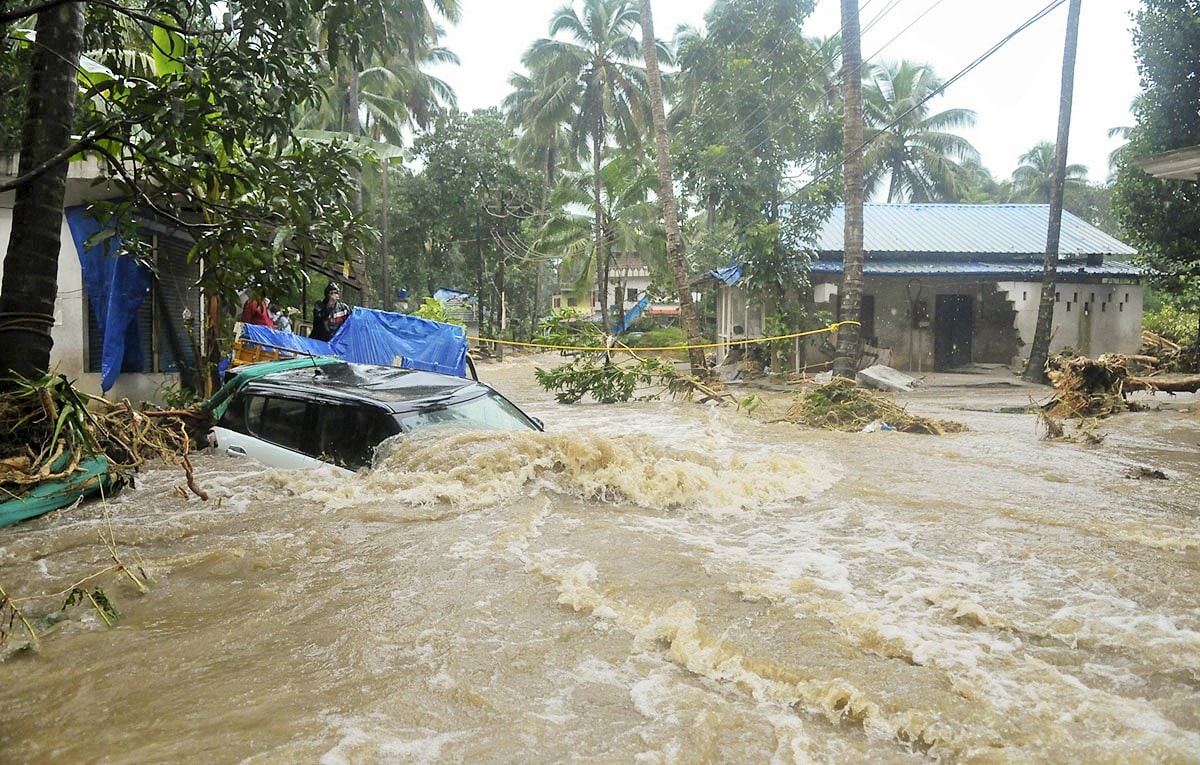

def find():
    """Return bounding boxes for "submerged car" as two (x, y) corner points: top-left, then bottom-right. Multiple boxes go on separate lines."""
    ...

(208, 358), (543, 472)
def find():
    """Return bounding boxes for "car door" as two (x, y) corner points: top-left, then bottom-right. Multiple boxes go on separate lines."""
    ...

(213, 391), (329, 471)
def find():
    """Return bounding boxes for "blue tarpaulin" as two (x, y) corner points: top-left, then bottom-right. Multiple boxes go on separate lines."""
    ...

(238, 324), (334, 358)
(614, 294), (649, 333)
(236, 307), (468, 378)
(331, 308), (468, 377)
(66, 206), (151, 392)
(708, 263), (746, 286)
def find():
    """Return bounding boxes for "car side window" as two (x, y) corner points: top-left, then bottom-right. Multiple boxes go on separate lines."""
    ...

(315, 404), (397, 470)
(246, 394), (311, 454)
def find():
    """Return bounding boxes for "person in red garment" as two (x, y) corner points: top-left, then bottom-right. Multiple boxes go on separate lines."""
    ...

(241, 294), (275, 329)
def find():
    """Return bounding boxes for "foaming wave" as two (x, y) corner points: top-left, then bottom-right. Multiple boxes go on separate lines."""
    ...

(357, 429), (834, 514)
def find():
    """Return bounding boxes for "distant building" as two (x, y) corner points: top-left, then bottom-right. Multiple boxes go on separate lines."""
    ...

(551, 256), (678, 329)
(706, 204), (1142, 372)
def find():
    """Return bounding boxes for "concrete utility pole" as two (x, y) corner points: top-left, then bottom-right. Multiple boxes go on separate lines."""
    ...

(1023, 0), (1082, 383)
(833, 0), (865, 379)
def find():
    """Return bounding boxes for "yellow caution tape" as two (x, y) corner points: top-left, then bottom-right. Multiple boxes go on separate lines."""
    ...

(467, 321), (861, 353)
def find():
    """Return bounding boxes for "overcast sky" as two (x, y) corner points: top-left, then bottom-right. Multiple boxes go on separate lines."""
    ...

(430, 0), (1141, 184)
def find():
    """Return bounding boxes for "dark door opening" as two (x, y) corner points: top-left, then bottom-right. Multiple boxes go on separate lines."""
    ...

(934, 294), (973, 370)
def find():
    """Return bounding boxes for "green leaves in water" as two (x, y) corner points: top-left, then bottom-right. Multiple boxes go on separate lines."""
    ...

(535, 355), (677, 404)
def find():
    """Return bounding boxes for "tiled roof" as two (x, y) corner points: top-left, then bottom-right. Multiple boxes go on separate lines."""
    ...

(814, 204), (1136, 257)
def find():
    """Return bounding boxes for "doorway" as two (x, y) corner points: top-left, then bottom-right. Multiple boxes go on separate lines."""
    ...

(934, 294), (974, 370)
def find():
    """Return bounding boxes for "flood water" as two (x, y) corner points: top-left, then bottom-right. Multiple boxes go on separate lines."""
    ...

(2, 355), (1198, 764)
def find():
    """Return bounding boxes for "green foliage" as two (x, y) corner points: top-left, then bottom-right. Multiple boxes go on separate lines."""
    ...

(535, 308), (605, 348)
(152, 379), (201, 410)
(674, 0), (838, 230)
(1, 372), (101, 465)
(533, 307), (691, 403)
(1111, 0), (1200, 299)
(1144, 301), (1199, 344)
(534, 354), (679, 404)
(0, 0), (401, 315)
(535, 358), (642, 404)
(413, 297), (463, 326)
(1010, 141), (1089, 202)
(626, 326), (686, 352)
(862, 60), (981, 202)
(399, 109), (541, 335)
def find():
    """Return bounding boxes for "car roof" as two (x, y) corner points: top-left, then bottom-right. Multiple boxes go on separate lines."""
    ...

(237, 360), (490, 411)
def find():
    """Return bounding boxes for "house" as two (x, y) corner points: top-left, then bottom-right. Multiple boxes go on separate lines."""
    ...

(709, 204), (1142, 372)
(551, 256), (678, 329)
(1, 155), (203, 402)
(1, 155), (358, 402)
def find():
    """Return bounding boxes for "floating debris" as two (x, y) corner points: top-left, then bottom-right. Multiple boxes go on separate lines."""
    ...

(782, 378), (967, 434)
(1044, 352), (1200, 418)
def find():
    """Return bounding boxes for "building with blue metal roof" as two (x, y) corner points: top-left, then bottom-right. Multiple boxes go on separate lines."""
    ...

(707, 204), (1143, 373)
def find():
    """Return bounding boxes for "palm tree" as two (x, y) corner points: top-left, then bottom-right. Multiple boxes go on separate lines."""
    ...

(0, 3), (86, 382)
(637, 0), (705, 376)
(1011, 141), (1089, 202)
(522, 0), (651, 324)
(834, 0), (864, 379)
(862, 60), (980, 202)
(503, 66), (581, 331)
(537, 150), (661, 322)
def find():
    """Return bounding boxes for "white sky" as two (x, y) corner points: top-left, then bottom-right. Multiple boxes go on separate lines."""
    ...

(431, 0), (1140, 184)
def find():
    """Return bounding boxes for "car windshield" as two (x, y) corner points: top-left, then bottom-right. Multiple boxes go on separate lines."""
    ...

(395, 392), (534, 434)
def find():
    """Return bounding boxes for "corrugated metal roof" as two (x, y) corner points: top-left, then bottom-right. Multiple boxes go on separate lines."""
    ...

(814, 204), (1136, 257)
(808, 259), (1142, 278)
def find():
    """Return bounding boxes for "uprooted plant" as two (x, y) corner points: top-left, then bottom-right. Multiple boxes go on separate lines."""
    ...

(1043, 351), (1200, 418)
(782, 377), (968, 434)
(1, 371), (212, 501)
(532, 309), (724, 404)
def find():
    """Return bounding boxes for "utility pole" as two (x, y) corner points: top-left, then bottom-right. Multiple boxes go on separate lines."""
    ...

(1023, 0), (1082, 383)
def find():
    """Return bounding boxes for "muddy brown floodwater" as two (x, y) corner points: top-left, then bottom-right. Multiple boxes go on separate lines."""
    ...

(1, 355), (1197, 764)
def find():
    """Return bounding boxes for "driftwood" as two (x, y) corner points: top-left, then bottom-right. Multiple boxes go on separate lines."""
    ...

(1124, 375), (1200, 393)
(1045, 353), (1200, 417)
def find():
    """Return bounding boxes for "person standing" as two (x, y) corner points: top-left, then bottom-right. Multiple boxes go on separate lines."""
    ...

(311, 281), (351, 341)
(241, 294), (275, 329)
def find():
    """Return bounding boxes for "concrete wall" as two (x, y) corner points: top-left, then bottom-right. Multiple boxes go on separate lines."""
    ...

(1, 181), (179, 405)
(999, 280), (1143, 361)
(720, 274), (1143, 373)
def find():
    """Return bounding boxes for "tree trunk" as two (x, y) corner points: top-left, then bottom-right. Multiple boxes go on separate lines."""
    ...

(0, 2), (86, 383)
(1126, 376), (1200, 393)
(638, 0), (707, 376)
(379, 162), (392, 312)
(833, 0), (865, 379)
(1023, 0), (1081, 384)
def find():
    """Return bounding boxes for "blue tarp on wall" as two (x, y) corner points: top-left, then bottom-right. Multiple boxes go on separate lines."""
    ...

(66, 206), (151, 392)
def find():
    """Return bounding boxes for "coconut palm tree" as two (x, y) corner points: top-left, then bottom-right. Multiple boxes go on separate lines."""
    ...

(862, 59), (980, 202)
(0, 3), (86, 381)
(537, 149), (661, 324)
(503, 65), (582, 330)
(521, 0), (653, 323)
(1011, 141), (1089, 203)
